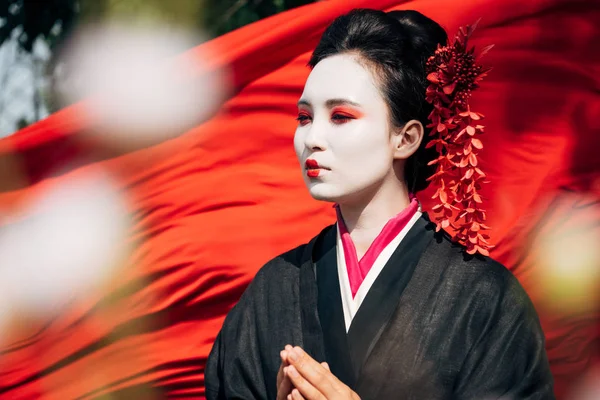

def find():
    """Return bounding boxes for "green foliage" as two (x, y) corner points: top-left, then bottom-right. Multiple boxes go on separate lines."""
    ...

(202, 0), (316, 38)
(0, 0), (317, 53)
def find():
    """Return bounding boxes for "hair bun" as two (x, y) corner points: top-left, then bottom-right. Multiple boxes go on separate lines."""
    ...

(386, 10), (447, 57)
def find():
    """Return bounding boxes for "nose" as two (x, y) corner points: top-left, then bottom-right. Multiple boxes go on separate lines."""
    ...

(303, 124), (326, 152)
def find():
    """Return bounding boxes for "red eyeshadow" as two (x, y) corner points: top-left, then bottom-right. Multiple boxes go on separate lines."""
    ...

(331, 106), (363, 118)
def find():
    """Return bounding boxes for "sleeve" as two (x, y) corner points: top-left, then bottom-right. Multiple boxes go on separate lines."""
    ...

(453, 272), (555, 400)
(205, 330), (225, 400)
(204, 275), (270, 400)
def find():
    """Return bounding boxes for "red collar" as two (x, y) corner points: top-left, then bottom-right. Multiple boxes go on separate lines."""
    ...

(336, 198), (419, 298)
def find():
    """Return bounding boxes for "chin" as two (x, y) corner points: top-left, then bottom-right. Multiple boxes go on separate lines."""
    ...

(307, 184), (347, 203)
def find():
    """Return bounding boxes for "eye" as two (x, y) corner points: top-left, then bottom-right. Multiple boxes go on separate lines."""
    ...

(296, 111), (312, 126)
(331, 112), (354, 124)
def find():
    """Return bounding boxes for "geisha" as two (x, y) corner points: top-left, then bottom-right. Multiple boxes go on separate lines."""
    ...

(206, 8), (554, 400)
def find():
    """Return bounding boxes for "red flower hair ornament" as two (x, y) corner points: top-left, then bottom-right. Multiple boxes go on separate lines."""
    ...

(425, 20), (494, 256)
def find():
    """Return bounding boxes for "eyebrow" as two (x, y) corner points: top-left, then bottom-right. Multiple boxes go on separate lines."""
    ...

(297, 98), (361, 108)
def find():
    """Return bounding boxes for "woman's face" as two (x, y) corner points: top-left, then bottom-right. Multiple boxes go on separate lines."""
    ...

(294, 53), (395, 204)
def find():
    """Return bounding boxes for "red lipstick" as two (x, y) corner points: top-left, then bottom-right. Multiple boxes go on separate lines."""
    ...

(306, 159), (320, 169)
(305, 159), (324, 178)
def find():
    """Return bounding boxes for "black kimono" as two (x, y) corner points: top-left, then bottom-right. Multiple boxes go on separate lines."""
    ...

(205, 215), (554, 399)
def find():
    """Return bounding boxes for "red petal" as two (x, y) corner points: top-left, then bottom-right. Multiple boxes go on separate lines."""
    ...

(478, 44), (495, 59)
(427, 72), (440, 83)
(437, 123), (446, 132)
(443, 81), (457, 95)
(469, 153), (478, 167)
(466, 126), (475, 136)
(477, 247), (490, 257)
(471, 138), (483, 149)
(440, 190), (448, 203)
(465, 169), (474, 179)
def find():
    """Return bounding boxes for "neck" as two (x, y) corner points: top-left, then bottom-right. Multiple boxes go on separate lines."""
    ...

(337, 178), (411, 258)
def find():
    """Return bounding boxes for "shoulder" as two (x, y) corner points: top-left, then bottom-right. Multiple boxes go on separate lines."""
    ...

(221, 225), (334, 329)
(250, 224), (335, 288)
(427, 236), (543, 350)
(420, 214), (519, 294)
(436, 235), (534, 315)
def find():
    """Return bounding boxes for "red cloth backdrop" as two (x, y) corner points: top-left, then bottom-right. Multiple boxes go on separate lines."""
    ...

(0, 0), (598, 398)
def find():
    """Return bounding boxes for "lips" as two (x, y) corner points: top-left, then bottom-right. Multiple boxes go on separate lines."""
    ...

(305, 159), (328, 178)
(305, 159), (321, 169)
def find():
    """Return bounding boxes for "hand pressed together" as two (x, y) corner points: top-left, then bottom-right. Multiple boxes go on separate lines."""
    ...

(276, 345), (360, 400)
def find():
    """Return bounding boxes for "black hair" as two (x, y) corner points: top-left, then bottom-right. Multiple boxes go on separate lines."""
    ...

(309, 9), (448, 192)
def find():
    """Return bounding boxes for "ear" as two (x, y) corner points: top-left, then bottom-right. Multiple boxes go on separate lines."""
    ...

(392, 119), (424, 160)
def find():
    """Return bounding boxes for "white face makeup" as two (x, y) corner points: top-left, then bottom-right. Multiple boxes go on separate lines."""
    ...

(293, 53), (397, 204)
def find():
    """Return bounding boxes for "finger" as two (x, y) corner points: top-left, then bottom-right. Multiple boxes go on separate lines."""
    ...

(277, 366), (294, 400)
(287, 347), (336, 396)
(277, 350), (287, 387)
(321, 362), (330, 371)
(277, 350), (293, 400)
(286, 365), (325, 400)
(281, 346), (292, 368)
(292, 388), (306, 400)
